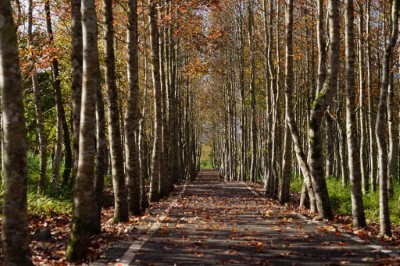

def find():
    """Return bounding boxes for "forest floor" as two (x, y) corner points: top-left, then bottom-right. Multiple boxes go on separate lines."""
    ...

(92, 171), (400, 266)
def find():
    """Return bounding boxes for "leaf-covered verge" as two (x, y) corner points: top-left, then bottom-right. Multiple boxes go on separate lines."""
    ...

(0, 185), (175, 265)
(290, 176), (400, 226)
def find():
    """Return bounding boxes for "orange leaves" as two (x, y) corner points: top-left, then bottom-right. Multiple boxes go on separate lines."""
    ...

(186, 58), (208, 77)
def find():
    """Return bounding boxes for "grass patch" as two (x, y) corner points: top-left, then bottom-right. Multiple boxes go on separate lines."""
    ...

(28, 192), (72, 215)
(200, 159), (214, 170)
(291, 176), (400, 225)
(0, 153), (73, 216)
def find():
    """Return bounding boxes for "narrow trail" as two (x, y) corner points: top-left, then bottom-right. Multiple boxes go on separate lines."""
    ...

(95, 171), (397, 265)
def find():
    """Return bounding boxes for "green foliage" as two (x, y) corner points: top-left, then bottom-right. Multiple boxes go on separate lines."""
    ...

(290, 176), (303, 193)
(200, 160), (213, 169)
(326, 179), (352, 215)
(291, 176), (400, 225)
(23, 71), (57, 151)
(28, 192), (72, 215)
(25, 153), (72, 215)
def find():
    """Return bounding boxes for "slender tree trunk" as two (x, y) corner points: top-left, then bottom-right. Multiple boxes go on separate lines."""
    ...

(0, 2), (32, 264)
(248, 0), (257, 183)
(66, 0), (100, 260)
(325, 113), (334, 178)
(344, 0), (366, 228)
(126, 0), (142, 215)
(357, 2), (368, 194)
(28, 0), (47, 194)
(375, 0), (398, 238)
(387, 74), (397, 198)
(95, 80), (106, 232)
(366, 0), (376, 192)
(168, 2), (180, 186)
(307, 0), (340, 220)
(103, 0), (129, 222)
(44, 0), (73, 186)
(238, 3), (246, 182)
(279, 0), (293, 204)
(52, 114), (62, 192)
(149, 0), (163, 202)
(316, 0), (326, 96)
(71, 0), (82, 182)
(160, 21), (170, 197)
(139, 0), (149, 211)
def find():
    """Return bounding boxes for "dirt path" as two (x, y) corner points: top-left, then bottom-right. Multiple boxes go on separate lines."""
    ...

(94, 171), (398, 265)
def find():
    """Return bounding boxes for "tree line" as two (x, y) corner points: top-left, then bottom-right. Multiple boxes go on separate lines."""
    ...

(207, 0), (399, 240)
(1, 0), (207, 264)
(1, 0), (400, 264)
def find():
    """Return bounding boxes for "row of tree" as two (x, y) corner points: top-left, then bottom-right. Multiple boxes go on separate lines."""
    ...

(1, 0), (208, 264)
(208, 0), (399, 239)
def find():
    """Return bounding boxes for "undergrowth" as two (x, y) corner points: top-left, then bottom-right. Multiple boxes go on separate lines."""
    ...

(291, 176), (400, 225)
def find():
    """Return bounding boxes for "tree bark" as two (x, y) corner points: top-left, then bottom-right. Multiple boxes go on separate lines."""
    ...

(279, 0), (293, 204)
(357, 2), (368, 194)
(0, 1), (32, 264)
(95, 74), (106, 232)
(375, 0), (399, 238)
(366, 0), (376, 193)
(126, 0), (142, 215)
(71, 0), (83, 182)
(66, 0), (100, 260)
(307, 0), (340, 220)
(103, 0), (129, 222)
(344, 0), (366, 228)
(149, 0), (163, 202)
(248, 0), (257, 183)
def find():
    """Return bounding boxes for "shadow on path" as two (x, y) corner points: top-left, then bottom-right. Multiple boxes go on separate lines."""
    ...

(94, 171), (397, 265)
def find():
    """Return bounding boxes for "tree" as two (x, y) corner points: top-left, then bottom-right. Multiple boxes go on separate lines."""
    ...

(28, 0), (47, 194)
(125, 0), (142, 215)
(1, 1), (32, 264)
(71, 0), (83, 181)
(44, 0), (73, 188)
(306, 0), (340, 220)
(344, 0), (366, 228)
(375, 0), (399, 237)
(149, 0), (163, 202)
(279, 0), (293, 204)
(248, 0), (257, 183)
(103, 0), (129, 222)
(66, 0), (100, 261)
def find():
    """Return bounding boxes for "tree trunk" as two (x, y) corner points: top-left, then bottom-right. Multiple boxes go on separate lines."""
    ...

(0, 2), (32, 264)
(95, 80), (106, 232)
(160, 22), (170, 197)
(316, 0), (326, 96)
(44, 0), (73, 187)
(28, 0), (48, 194)
(126, 0), (142, 215)
(325, 112), (334, 178)
(248, 0), (257, 183)
(103, 0), (129, 222)
(71, 0), (83, 182)
(357, 2), (368, 194)
(387, 74), (397, 198)
(279, 0), (293, 204)
(149, 0), (163, 202)
(366, 0), (376, 192)
(344, 0), (366, 228)
(238, 2), (246, 182)
(375, 0), (398, 238)
(66, 0), (100, 260)
(307, 0), (340, 220)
